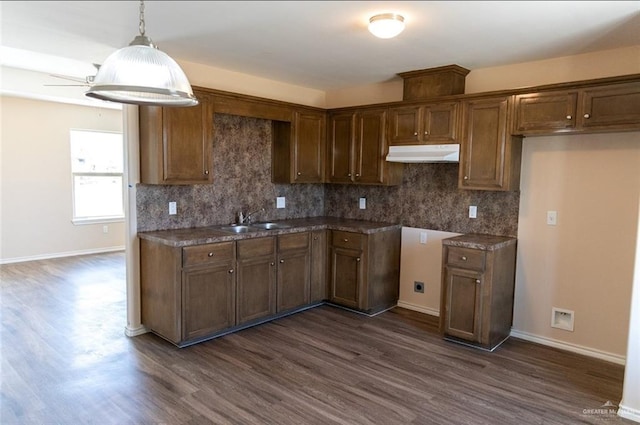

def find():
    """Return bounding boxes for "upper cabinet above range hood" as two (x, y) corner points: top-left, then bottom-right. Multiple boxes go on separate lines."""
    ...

(386, 144), (460, 163)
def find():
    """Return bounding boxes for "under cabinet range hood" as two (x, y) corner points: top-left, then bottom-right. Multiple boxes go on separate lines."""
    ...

(385, 144), (460, 163)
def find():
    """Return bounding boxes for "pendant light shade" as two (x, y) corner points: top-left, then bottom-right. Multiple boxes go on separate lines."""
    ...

(85, 2), (198, 107)
(368, 13), (405, 39)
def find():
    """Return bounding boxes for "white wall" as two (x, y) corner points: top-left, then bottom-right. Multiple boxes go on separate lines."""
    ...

(0, 96), (125, 262)
(513, 133), (640, 363)
(397, 227), (460, 315)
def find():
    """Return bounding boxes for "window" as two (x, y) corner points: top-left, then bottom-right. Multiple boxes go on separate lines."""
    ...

(70, 129), (124, 223)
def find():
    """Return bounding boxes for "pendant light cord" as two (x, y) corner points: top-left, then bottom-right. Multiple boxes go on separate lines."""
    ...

(139, 0), (145, 36)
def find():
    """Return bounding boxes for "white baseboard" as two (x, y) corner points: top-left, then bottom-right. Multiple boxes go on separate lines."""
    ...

(0, 246), (125, 264)
(396, 301), (440, 317)
(618, 404), (640, 422)
(510, 329), (626, 365)
(124, 325), (148, 337)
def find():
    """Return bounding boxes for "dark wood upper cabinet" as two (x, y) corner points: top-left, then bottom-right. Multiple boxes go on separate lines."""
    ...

(389, 102), (459, 145)
(272, 110), (326, 184)
(139, 90), (213, 185)
(577, 82), (640, 131)
(513, 91), (578, 134)
(459, 96), (522, 191)
(327, 108), (402, 186)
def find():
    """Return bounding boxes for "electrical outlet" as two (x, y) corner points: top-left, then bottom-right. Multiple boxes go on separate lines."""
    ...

(547, 210), (558, 226)
(276, 197), (286, 208)
(102, 225), (109, 234)
(169, 201), (177, 215)
(359, 197), (366, 209)
(414, 281), (424, 293)
(419, 232), (427, 244)
(469, 205), (477, 219)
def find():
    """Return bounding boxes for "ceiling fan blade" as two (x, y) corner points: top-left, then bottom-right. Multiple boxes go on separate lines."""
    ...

(49, 74), (87, 83)
(44, 84), (89, 87)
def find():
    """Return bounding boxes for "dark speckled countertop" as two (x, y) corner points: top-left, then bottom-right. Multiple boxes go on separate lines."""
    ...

(137, 217), (401, 247)
(442, 234), (517, 251)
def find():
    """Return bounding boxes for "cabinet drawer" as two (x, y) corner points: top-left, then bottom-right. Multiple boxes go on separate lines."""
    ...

(446, 247), (485, 270)
(332, 231), (365, 250)
(238, 237), (276, 258)
(278, 232), (310, 252)
(183, 242), (235, 267)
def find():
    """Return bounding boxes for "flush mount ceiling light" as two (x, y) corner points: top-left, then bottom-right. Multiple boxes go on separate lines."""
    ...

(86, 0), (198, 107)
(368, 13), (405, 39)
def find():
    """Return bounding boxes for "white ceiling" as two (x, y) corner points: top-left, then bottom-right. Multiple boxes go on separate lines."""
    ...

(1, 1), (639, 92)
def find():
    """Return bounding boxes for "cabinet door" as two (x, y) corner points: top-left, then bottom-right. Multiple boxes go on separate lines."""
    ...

(578, 82), (640, 131)
(236, 255), (277, 324)
(459, 96), (519, 191)
(277, 250), (311, 312)
(310, 230), (328, 303)
(442, 267), (483, 343)
(355, 109), (387, 184)
(328, 112), (355, 183)
(293, 111), (325, 183)
(423, 103), (460, 143)
(513, 91), (578, 134)
(389, 106), (421, 145)
(182, 265), (235, 341)
(329, 246), (363, 309)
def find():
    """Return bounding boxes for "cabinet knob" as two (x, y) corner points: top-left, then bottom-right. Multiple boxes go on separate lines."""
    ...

(584, 113), (591, 119)
(204, 170), (209, 175)
(279, 259), (285, 264)
(356, 257), (361, 262)
(413, 132), (418, 136)
(461, 256), (467, 261)
(424, 131), (429, 135)
(566, 115), (572, 120)
(355, 173), (360, 177)
(297, 172), (302, 176)
(270, 262), (275, 266)
(343, 238), (349, 242)
(347, 173), (352, 177)
(229, 269), (234, 274)
(208, 252), (214, 257)
(313, 236), (318, 241)
(463, 176), (469, 180)
(475, 279), (481, 284)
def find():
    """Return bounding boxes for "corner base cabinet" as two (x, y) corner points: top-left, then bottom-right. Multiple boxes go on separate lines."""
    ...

(440, 234), (517, 351)
(329, 227), (401, 314)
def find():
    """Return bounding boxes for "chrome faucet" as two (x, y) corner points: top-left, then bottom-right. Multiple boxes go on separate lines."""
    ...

(237, 207), (265, 224)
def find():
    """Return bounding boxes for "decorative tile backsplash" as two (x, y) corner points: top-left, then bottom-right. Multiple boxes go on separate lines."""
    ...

(137, 114), (519, 237)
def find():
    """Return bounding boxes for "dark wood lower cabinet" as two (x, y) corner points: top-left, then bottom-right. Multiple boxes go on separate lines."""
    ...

(276, 233), (311, 312)
(440, 235), (517, 351)
(236, 237), (277, 325)
(310, 230), (328, 303)
(330, 246), (362, 309)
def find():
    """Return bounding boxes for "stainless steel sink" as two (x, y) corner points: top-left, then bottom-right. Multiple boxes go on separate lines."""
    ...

(251, 222), (291, 230)
(217, 225), (256, 234)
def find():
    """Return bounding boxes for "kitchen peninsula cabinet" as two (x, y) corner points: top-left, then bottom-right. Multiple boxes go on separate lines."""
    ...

(139, 90), (213, 185)
(440, 234), (517, 351)
(272, 110), (326, 183)
(327, 108), (402, 185)
(140, 239), (236, 345)
(329, 227), (401, 314)
(388, 102), (460, 145)
(459, 95), (523, 191)
(236, 237), (277, 325)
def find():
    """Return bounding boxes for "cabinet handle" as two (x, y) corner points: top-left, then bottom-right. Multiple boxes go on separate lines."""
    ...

(566, 115), (572, 120)
(204, 170), (209, 175)
(229, 269), (234, 274)
(270, 262), (275, 266)
(347, 173), (352, 177)
(356, 258), (361, 262)
(343, 238), (349, 242)
(475, 279), (481, 284)
(208, 252), (214, 257)
(424, 131), (429, 135)
(297, 172), (302, 176)
(413, 132), (418, 136)
(355, 173), (360, 177)
(461, 256), (467, 261)
(463, 176), (469, 180)
(584, 113), (591, 119)
(313, 236), (318, 241)
(279, 259), (285, 264)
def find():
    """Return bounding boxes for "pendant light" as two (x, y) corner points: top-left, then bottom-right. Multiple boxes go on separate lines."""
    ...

(86, 0), (198, 107)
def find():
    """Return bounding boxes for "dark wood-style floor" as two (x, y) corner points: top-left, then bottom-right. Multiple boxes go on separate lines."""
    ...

(1, 252), (633, 424)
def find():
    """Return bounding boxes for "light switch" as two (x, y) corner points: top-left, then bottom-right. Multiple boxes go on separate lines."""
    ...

(547, 210), (557, 226)
(169, 201), (177, 215)
(276, 197), (286, 209)
(419, 232), (427, 244)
